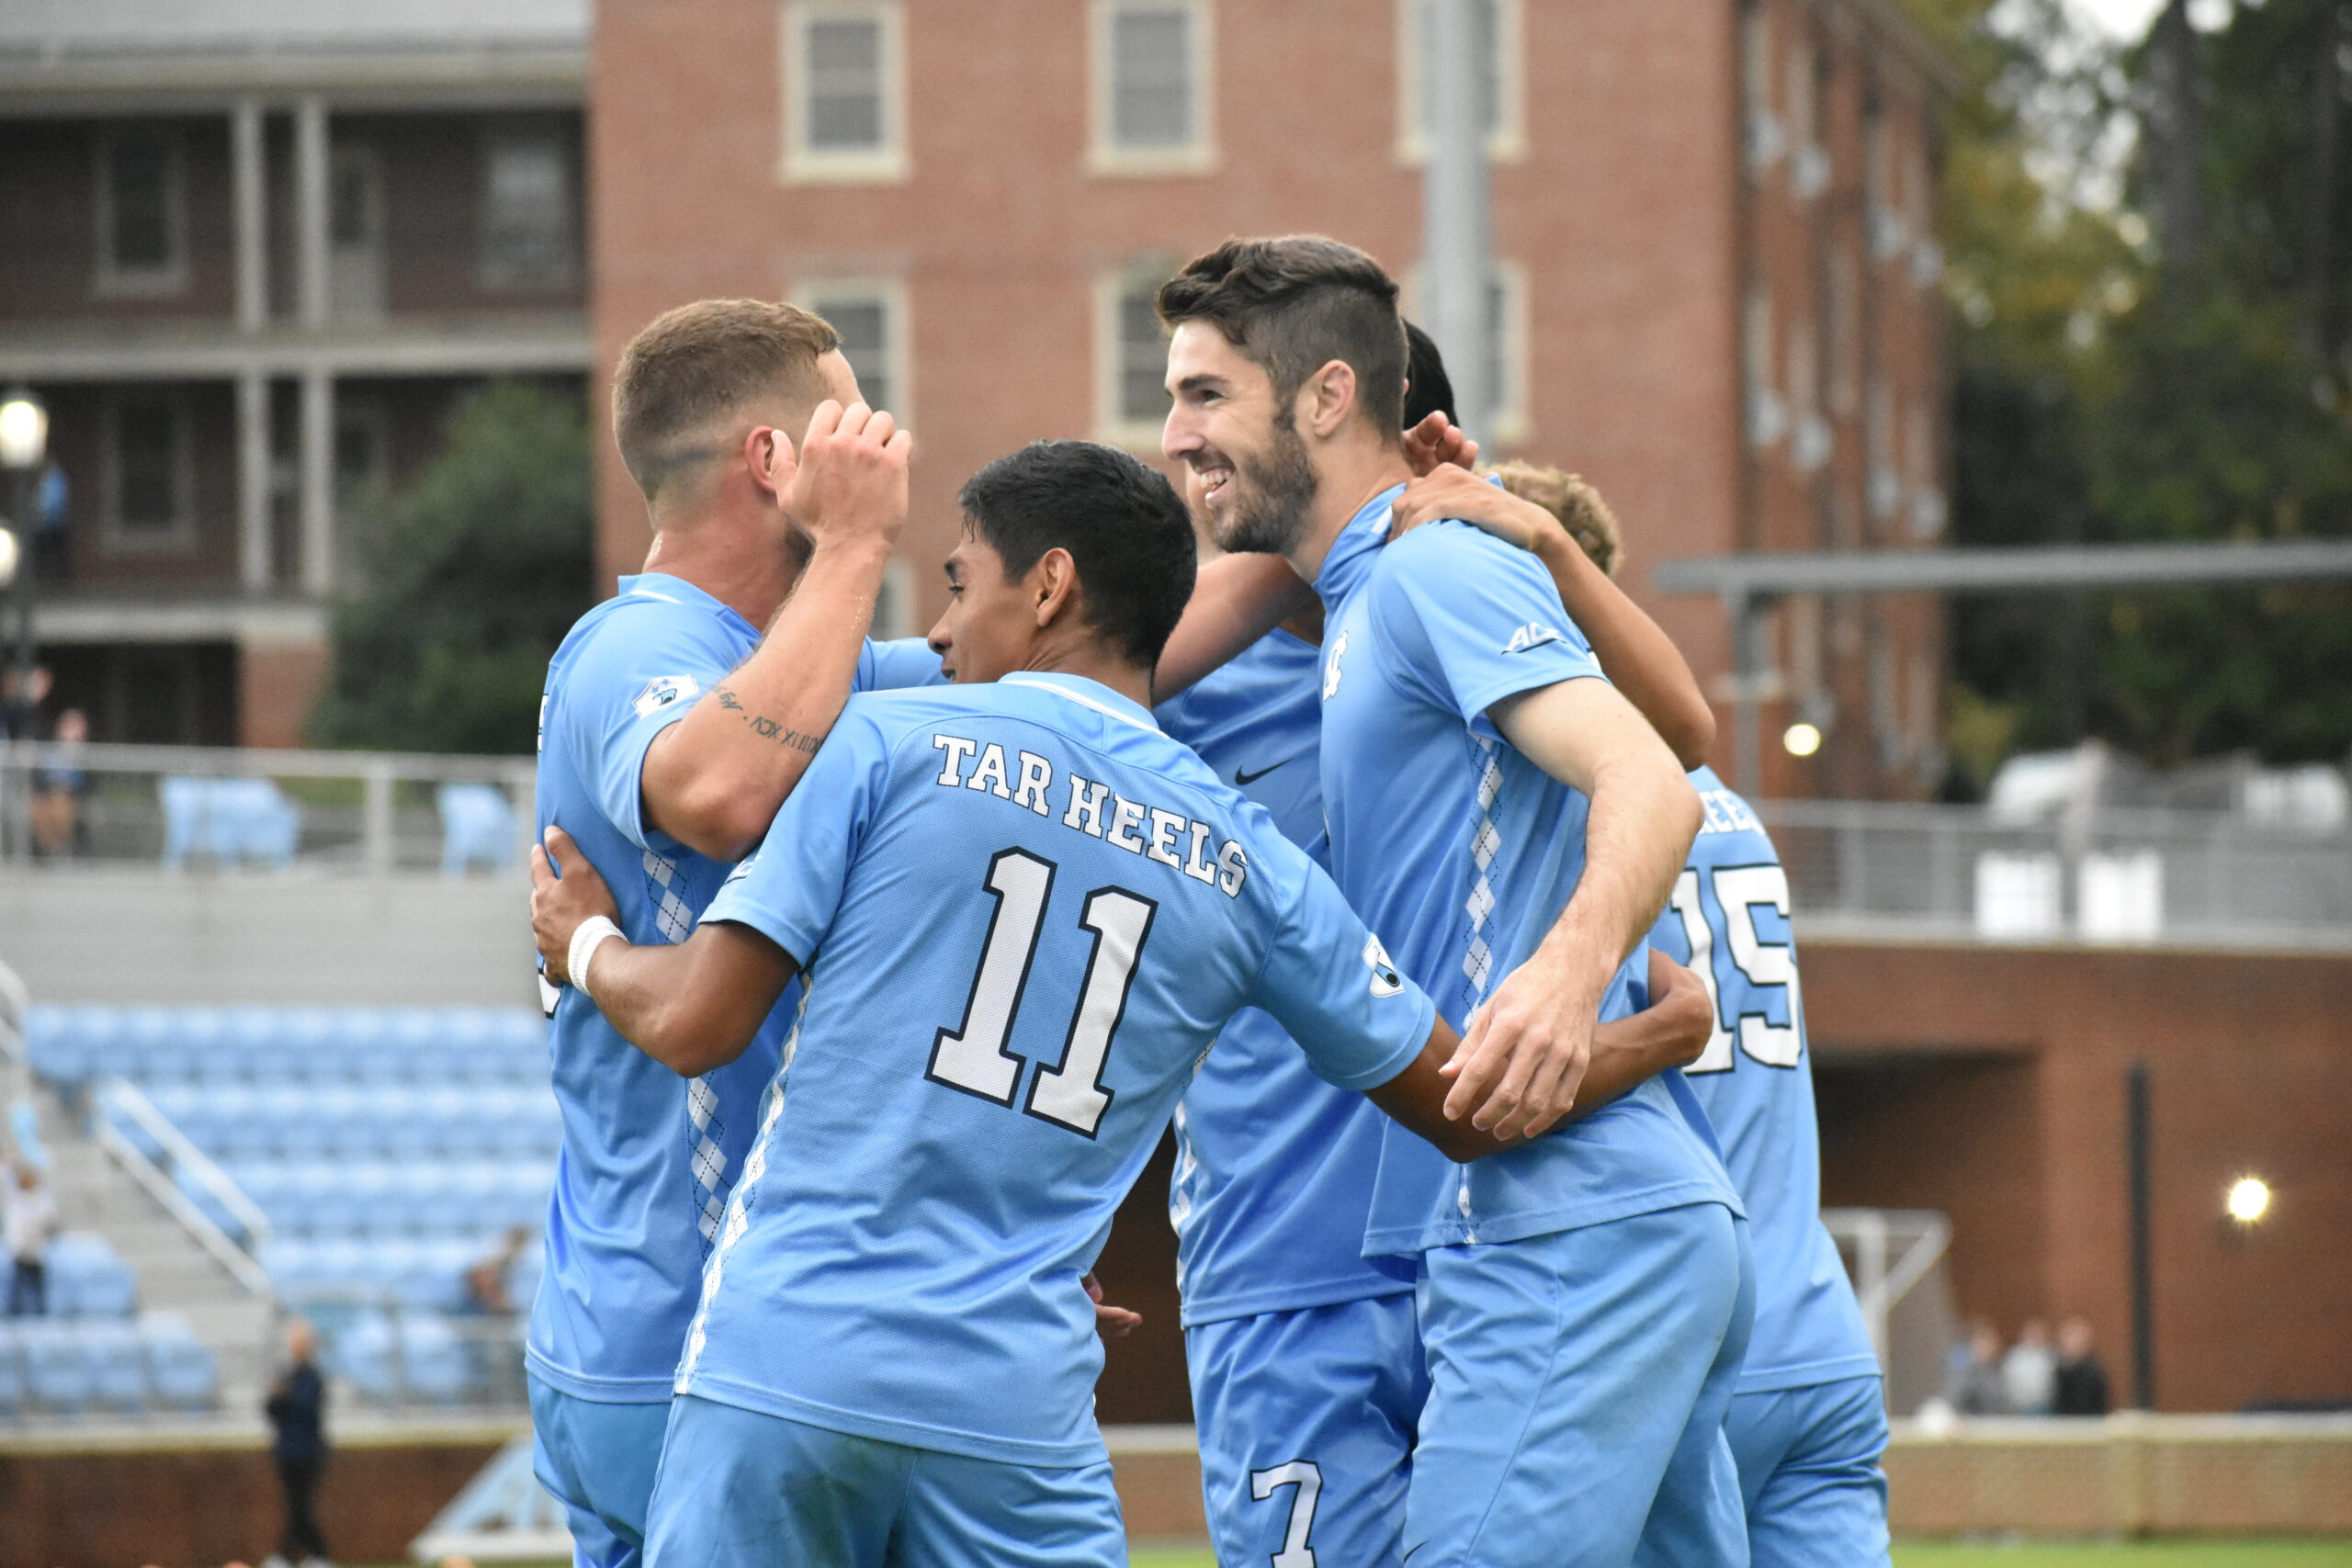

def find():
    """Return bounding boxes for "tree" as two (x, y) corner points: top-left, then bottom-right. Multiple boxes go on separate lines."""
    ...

(310, 380), (594, 754)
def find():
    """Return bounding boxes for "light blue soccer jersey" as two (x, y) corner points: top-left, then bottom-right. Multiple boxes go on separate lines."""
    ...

(685, 672), (1439, 1466)
(1645, 767), (1878, 1393)
(1156, 630), (1411, 1326)
(1310, 491), (1739, 1256)
(528, 571), (940, 1402)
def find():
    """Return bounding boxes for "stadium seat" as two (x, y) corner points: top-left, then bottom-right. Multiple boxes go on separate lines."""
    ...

(161, 776), (303, 870)
(225, 1004), (295, 1083)
(397, 1310), (475, 1403)
(326, 1308), (398, 1398)
(82, 1319), (148, 1413)
(141, 1314), (219, 1412)
(19, 1321), (96, 1414)
(49, 1233), (138, 1318)
(438, 782), (518, 876)
(0, 1324), (23, 1416)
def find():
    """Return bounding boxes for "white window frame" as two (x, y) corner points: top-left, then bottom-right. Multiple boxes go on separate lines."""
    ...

(796, 276), (911, 425)
(479, 126), (580, 293)
(94, 129), (189, 298)
(1089, 0), (1216, 175)
(780, 0), (910, 185)
(1093, 260), (1180, 450)
(1400, 258), (1531, 447)
(1394, 0), (1526, 166)
(102, 390), (197, 553)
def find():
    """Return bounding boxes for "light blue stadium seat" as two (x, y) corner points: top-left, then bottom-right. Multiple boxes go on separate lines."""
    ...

(49, 1232), (137, 1318)
(159, 775), (211, 872)
(141, 1314), (218, 1412)
(0, 1324), (23, 1416)
(286, 1086), (350, 1159)
(6, 1098), (47, 1176)
(161, 776), (303, 870)
(438, 782), (517, 877)
(82, 1319), (148, 1413)
(226, 1005), (294, 1084)
(402, 1310), (477, 1403)
(260, 1235), (321, 1297)
(115, 1006), (178, 1082)
(345, 1163), (400, 1235)
(279, 1007), (342, 1082)
(327, 1308), (398, 1399)
(20, 1321), (96, 1414)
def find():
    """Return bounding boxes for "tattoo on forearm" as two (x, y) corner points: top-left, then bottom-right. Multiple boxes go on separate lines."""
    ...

(710, 686), (825, 755)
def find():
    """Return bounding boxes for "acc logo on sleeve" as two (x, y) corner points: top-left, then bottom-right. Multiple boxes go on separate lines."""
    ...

(633, 674), (702, 717)
(1363, 933), (1404, 998)
(1503, 623), (1566, 655)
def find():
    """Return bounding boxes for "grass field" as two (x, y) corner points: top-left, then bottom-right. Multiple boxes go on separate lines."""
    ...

(1125, 1544), (2352, 1568)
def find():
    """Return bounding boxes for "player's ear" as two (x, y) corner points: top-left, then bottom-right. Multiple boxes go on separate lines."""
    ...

(1033, 547), (1080, 630)
(1303, 359), (1358, 440)
(743, 425), (793, 502)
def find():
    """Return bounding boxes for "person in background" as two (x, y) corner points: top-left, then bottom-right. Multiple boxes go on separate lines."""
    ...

(29, 706), (89, 859)
(5, 1162), (57, 1315)
(2003, 1317), (2058, 1415)
(464, 1225), (535, 1315)
(264, 1319), (332, 1568)
(1945, 1320), (2009, 1416)
(2053, 1316), (2112, 1416)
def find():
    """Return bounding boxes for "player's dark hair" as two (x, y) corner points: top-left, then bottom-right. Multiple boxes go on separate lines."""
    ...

(1402, 320), (1458, 430)
(613, 299), (841, 503)
(1157, 236), (1408, 442)
(958, 442), (1198, 671)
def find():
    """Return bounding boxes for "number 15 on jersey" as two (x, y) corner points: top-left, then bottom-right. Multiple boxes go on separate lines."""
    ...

(1663, 863), (1804, 1075)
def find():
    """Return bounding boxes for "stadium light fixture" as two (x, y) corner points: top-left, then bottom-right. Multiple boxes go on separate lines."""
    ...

(0, 389), (46, 471)
(1781, 721), (1823, 758)
(2225, 1175), (2272, 1225)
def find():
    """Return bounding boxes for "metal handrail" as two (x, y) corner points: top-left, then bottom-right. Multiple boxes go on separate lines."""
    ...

(1823, 1206), (1951, 1372)
(91, 1076), (272, 1296)
(0, 739), (535, 787)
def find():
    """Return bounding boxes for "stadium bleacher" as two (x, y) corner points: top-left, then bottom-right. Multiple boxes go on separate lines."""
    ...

(21, 1002), (557, 1410)
(0, 1226), (215, 1417)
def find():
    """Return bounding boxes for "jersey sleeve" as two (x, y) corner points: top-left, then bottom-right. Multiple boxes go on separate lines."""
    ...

(856, 637), (947, 693)
(1373, 524), (1608, 740)
(1244, 841), (1437, 1092)
(701, 703), (897, 966)
(557, 606), (739, 852)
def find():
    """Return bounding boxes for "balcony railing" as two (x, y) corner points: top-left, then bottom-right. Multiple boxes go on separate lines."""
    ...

(6, 742), (2348, 947)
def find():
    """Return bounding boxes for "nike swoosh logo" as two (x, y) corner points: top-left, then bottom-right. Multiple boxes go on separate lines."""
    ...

(1234, 758), (1300, 786)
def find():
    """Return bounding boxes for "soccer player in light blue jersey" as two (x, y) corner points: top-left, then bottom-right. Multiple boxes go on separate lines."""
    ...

(1395, 466), (1893, 1565)
(1161, 238), (1753, 1568)
(1156, 342), (1728, 1567)
(525, 439), (1572, 1568)
(529, 299), (934, 1568)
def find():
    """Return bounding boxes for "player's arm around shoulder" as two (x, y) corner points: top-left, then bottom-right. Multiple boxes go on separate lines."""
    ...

(530, 827), (797, 1077)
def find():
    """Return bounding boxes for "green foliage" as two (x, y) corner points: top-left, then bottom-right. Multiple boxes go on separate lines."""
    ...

(309, 380), (594, 754)
(1924, 0), (2352, 778)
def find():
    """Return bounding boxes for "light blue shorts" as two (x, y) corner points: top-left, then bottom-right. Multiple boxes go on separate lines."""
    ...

(1726, 1374), (1891, 1568)
(641, 1393), (1126, 1568)
(527, 1374), (670, 1568)
(1404, 1202), (1756, 1568)
(1185, 1291), (1426, 1568)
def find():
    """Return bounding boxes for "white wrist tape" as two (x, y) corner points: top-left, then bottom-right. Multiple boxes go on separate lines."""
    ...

(568, 916), (624, 1000)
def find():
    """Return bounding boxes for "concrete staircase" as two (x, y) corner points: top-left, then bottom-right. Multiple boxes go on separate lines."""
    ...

(26, 1083), (275, 1418)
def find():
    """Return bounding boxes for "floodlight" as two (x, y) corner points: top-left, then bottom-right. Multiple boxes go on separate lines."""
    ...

(2225, 1175), (2271, 1225)
(1782, 721), (1823, 758)
(0, 389), (46, 470)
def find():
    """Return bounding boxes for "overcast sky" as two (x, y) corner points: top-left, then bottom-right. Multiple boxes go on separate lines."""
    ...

(2074, 0), (2167, 40)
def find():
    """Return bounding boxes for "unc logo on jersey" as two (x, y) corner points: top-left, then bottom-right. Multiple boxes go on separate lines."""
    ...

(1503, 623), (1565, 655)
(1362, 933), (1404, 998)
(1322, 631), (1350, 701)
(633, 674), (702, 717)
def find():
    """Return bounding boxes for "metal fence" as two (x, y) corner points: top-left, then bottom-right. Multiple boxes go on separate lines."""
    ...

(1765, 797), (2352, 950)
(0, 739), (535, 876)
(8, 740), (2350, 948)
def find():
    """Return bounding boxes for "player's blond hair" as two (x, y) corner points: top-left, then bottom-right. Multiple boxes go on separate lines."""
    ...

(1488, 461), (1624, 580)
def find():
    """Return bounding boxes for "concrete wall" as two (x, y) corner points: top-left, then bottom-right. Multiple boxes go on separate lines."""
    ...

(0, 869), (537, 1007)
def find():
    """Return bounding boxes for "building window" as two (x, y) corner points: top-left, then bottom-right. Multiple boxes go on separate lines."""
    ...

(105, 394), (193, 549)
(1400, 260), (1530, 446)
(799, 279), (909, 421)
(1091, 1), (1214, 173)
(1745, 284), (1785, 448)
(1096, 262), (1178, 446)
(481, 128), (579, 291)
(1396, 0), (1525, 164)
(95, 130), (187, 296)
(782, 1), (908, 183)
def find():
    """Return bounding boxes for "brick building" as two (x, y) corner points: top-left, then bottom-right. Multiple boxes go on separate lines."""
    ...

(0, 0), (590, 747)
(592, 0), (1957, 797)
